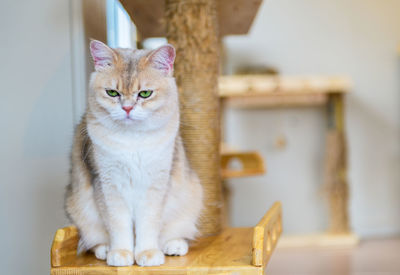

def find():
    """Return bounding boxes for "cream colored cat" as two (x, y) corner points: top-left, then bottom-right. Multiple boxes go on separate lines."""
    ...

(65, 40), (203, 267)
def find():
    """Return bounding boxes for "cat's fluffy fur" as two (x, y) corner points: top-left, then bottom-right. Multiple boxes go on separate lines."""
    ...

(65, 40), (203, 267)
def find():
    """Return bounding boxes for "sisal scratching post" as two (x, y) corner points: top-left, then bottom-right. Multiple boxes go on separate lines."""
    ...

(165, 0), (223, 236)
(325, 93), (350, 233)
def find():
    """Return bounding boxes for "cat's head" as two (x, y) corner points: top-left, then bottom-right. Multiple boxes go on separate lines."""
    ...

(87, 40), (178, 130)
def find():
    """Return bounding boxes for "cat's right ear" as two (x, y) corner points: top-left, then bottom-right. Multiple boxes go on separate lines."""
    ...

(89, 40), (115, 71)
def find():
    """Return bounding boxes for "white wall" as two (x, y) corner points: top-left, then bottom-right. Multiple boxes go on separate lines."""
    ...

(0, 0), (109, 273)
(0, 0), (75, 274)
(224, 0), (400, 237)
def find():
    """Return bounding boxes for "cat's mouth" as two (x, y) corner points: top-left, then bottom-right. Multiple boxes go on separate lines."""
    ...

(118, 112), (147, 123)
(123, 116), (134, 122)
(121, 115), (138, 125)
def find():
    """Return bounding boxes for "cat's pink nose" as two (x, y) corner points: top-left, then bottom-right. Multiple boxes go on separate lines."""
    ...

(122, 106), (133, 115)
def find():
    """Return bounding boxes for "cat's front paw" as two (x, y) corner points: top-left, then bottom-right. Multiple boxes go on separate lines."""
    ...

(135, 249), (165, 266)
(162, 239), (188, 256)
(107, 249), (134, 266)
(93, 244), (108, 260)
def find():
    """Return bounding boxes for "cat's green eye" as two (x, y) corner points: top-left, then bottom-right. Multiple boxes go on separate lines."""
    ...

(138, 90), (153, 98)
(106, 89), (120, 97)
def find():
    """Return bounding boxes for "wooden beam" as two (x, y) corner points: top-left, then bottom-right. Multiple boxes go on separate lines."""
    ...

(325, 93), (350, 233)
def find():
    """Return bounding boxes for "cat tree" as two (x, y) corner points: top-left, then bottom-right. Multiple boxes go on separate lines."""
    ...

(50, 0), (281, 274)
(219, 75), (357, 246)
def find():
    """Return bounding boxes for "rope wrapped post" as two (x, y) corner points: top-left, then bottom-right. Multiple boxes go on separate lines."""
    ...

(165, 0), (223, 236)
(325, 93), (350, 233)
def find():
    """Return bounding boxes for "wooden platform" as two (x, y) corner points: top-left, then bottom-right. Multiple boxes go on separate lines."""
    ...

(51, 203), (282, 275)
(219, 75), (351, 108)
(52, 228), (260, 274)
(119, 0), (262, 39)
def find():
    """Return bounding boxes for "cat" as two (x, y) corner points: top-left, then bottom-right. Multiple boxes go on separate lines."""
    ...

(64, 40), (203, 267)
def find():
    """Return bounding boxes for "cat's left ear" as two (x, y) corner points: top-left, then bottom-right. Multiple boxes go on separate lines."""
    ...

(147, 44), (176, 76)
(90, 40), (116, 71)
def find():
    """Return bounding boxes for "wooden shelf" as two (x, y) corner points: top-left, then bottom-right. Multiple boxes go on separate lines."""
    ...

(219, 75), (351, 108)
(119, 0), (262, 39)
(221, 151), (266, 179)
(51, 203), (282, 275)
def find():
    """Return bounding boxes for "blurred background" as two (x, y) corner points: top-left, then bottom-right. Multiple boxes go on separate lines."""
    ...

(0, 0), (399, 274)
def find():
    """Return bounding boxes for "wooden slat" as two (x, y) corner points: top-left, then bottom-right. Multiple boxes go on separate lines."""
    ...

(119, 0), (262, 39)
(252, 202), (282, 267)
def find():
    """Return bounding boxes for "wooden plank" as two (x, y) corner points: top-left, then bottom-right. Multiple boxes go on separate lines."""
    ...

(219, 75), (351, 97)
(278, 233), (359, 248)
(119, 0), (262, 39)
(252, 202), (282, 267)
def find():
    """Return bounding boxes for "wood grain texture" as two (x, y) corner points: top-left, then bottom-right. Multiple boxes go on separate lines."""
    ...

(50, 203), (282, 274)
(119, 0), (262, 39)
(221, 151), (265, 179)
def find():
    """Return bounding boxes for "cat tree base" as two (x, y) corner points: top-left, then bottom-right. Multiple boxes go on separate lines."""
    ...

(51, 202), (282, 275)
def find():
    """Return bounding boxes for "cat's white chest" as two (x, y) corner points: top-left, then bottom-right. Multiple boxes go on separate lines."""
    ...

(117, 145), (173, 218)
(88, 122), (175, 217)
(118, 148), (156, 185)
